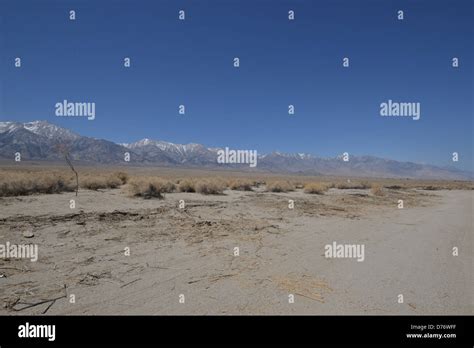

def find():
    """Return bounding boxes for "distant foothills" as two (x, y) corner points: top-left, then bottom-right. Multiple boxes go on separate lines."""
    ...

(0, 120), (471, 180)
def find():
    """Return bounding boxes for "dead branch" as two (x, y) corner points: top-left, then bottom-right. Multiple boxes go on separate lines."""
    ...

(13, 293), (67, 312)
(55, 143), (79, 196)
(64, 153), (79, 196)
(0, 266), (30, 272)
(120, 278), (141, 288)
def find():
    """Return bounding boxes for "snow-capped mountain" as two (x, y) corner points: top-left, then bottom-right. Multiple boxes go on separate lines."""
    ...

(1, 121), (80, 141)
(0, 120), (471, 180)
(123, 138), (219, 165)
(125, 138), (212, 156)
(0, 120), (131, 163)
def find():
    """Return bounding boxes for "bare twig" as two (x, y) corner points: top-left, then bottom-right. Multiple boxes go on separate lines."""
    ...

(12, 284), (67, 313)
(0, 266), (30, 272)
(55, 143), (79, 196)
(120, 278), (141, 288)
(64, 153), (79, 196)
(294, 292), (324, 303)
(42, 299), (57, 314)
(13, 294), (66, 312)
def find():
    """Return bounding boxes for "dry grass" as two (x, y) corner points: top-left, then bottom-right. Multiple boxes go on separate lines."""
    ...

(126, 177), (176, 199)
(80, 172), (131, 190)
(266, 180), (295, 193)
(336, 181), (371, 189)
(371, 183), (384, 196)
(229, 179), (254, 191)
(384, 185), (402, 190)
(80, 176), (108, 190)
(195, 179), (226, 195)
(1, 165), (472, 198)
(0, 172), (76, 197)
(80, 174), (123, 190)
(421, 185), (439, 191)
(0, 170), (128, 196)
(113, 171), (129, 185)
(293, 182), (305, 189)
(106, 175), (123, 189)
(178, 179), (196, 193)
(162, 180), (177, 193)
(304, 182), (329, 194)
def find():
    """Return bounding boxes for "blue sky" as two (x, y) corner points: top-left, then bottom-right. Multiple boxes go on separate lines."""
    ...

(1, 0), (472, 170)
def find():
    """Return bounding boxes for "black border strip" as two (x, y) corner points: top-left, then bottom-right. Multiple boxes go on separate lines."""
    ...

(0, 315), (472, 346)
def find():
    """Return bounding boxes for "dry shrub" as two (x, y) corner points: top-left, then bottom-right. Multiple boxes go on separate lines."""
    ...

(127, 177), (175, 199)
(80, 173), (129, 190)
(195, 179), (226, 195)
(178, 179), (196, 192)
(371, 183), (384, 196)
(304, 182), (329, 194)
(80, 176), (108, 190)
(113, 171), (129, 184)
(162, 180), (176, 193)
(385, 185), (402, 190)
(255, 180), (266, 187)
(266, 180), (295, 193)
(38, 175), (75, 194)
(105, 175), (122, 188)
(422, 185), (439, 191)
(0, 172), (75, 197)
(229, 179), (253, 191)
(336, 181), (371, 189)
(294, 182), (305, 189)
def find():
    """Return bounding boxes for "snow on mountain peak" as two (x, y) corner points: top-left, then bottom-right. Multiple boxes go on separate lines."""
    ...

(0, 121), (22, 134)
(0, 120), (79, 141)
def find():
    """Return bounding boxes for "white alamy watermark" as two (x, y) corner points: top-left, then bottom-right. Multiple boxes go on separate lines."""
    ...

(217, 147), (257, 168)
(18, 323), (55, 341)
(0, 242), (38, 262)
(55, 99), (95, 120)
(380, 99), (420, 120)
(324, 241), (365, 262)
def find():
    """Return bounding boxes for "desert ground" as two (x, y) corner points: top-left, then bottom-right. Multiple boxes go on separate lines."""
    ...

(0, 165), (472, 315)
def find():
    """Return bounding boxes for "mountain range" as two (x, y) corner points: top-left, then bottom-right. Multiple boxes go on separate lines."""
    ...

(0, 120), (471, 180)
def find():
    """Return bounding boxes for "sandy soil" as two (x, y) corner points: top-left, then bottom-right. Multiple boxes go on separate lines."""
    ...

(0, 187), (472, 315)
